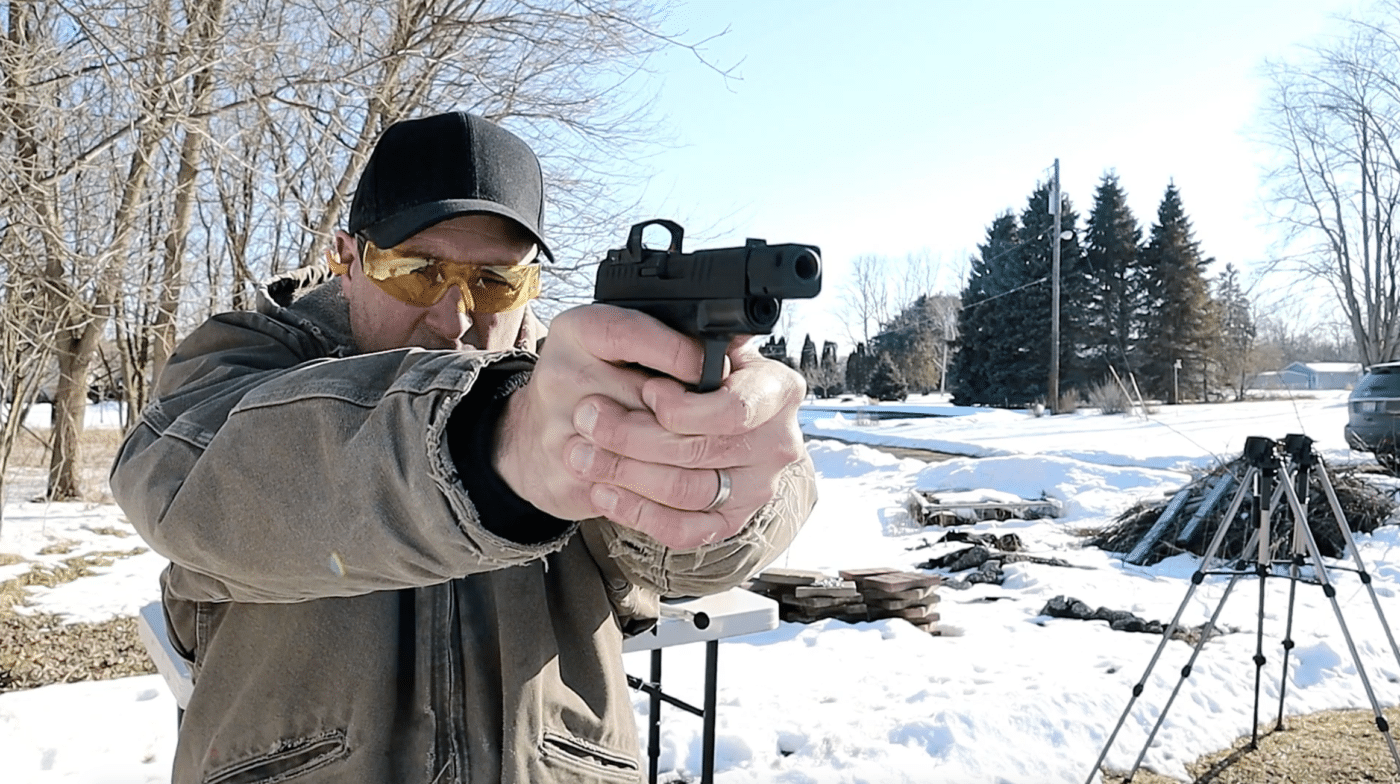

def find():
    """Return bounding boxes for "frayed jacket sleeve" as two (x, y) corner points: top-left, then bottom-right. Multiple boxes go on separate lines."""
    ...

(110, 311), (572, 605)
(581, 455), (817, 610)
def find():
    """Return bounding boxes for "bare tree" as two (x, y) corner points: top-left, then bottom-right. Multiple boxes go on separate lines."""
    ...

(1, 0), (732, 502)
(1261, 3), (1400, 366)
(836, 254), (889, 347)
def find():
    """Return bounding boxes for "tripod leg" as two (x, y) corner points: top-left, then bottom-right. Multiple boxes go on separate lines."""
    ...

(1248, 460), (1280, 750)
(1084, 468), (1260, 784)
(1314, 461), (1400, 675)
(1278, 476), (1400, 775)
(1274, 455), (1312, 732)
(1274, 547), (1303, 732)
(1126, 569), (1253, 781)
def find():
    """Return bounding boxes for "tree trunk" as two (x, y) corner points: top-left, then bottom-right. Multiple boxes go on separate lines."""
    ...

(47, 331), (99, 500)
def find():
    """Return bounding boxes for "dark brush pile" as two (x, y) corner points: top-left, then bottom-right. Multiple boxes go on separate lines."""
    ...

(1091, 461), (1395, 566)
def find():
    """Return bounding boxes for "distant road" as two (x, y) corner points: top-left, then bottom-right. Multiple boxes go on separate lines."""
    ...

(799, 406), (948, 420)
(801, 433), (959, 463)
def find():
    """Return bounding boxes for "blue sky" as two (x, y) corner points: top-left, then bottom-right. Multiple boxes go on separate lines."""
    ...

(631, 0), (1368, 349)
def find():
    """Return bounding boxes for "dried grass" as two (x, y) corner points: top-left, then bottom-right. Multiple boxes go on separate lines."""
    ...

(5, 426), (125, 503)
(0, 612), (154, 692)
(1102, 707), (1400, 783)
(0, 430), (155, 694)
(0, 543), (154, 693)
(37, 540), (79, 556)
(0, 549), (146, 614)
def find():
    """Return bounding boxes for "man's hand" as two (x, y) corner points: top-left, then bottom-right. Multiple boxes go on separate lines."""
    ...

(492, 304), (807, 550)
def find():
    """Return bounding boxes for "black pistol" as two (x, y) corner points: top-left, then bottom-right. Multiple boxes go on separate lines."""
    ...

(593, 219), (822, 392)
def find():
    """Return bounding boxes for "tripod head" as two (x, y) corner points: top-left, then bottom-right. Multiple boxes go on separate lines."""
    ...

(1243, 436), (1281, 473)
(1283, 433), (1318, 470)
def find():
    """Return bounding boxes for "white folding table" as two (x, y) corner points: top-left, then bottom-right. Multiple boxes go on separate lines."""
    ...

(623, 587), (779, 784)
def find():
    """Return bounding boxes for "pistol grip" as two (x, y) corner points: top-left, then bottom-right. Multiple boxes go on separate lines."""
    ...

(698, 338), (729, 393)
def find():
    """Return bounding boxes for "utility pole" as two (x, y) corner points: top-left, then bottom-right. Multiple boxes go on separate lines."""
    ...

(1049, 158), (1062, 413)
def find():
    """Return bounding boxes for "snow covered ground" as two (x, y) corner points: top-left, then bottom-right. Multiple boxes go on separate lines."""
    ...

(7, 390), (1400, 783)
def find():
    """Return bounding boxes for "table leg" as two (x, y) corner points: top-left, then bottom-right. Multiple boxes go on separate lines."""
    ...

(702, 639), (718, 784)
(649, 648), (662, 784)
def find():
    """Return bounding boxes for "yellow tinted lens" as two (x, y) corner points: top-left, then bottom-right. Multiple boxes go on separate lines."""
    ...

(466, 265), (540, 312)
(362, 242), (540, 312)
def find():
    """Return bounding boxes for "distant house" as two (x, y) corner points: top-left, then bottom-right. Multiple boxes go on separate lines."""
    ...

(1251, 362), (1362, 391)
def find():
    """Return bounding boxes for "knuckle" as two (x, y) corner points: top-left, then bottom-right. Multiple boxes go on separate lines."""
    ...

(565, 360), (599, 397)
(719, 388), (754, 434)
(676, 434), (710, 467)
(680, 467), (712, 506)
(630, 501), (671, 544)
(589, 410), (626, 453)
(612, 489), (646, 530)
(671, 339), (695, 381)
(592, 449), (622, 482)
(772, 433), (805, 466)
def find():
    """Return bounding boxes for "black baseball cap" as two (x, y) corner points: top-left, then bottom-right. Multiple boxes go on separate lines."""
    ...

(348, 112), (553, 260)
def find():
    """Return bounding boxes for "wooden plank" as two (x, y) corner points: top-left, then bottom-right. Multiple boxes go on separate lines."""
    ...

(1126, 486), (1193, 565)
(757, 568), (827, 586)
(862, 572), (941, 593)
(1175, 473), (1236, 546)
(838, 567), (899, 581)
(868, 595), (941, 611)
(793, 581), (858, 598)
(886, 605), (939, 621)
(787, 594), (862, 609)
(862, 584), (939, 602)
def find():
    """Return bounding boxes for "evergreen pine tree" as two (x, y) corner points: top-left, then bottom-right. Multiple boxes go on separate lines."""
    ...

(799, 335), (818, 376)
(949, 212), (1022, 405)
(1139, 184), (1221, 403)
(758, 336), (792, 367)
(1215, 263), (1256, 399)
(798, 334), (822, 397)
(866, 352), (908, 401)
(845, 342), (873, 397)
(1019, 181), (1090, 398)
(820, 341), (844, 396)
(1083, 172), (1145, 381)
(950, 182), (1088, 407)
(874, 294), (956, 394)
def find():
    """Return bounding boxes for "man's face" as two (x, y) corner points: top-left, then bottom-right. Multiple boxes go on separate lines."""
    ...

(337, 214), (539, 353)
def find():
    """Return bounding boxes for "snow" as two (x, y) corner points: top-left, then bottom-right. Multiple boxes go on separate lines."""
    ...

(7, 390), (1400, 783)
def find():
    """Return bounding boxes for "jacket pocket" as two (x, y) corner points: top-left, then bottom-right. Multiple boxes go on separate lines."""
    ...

(204, 729), (349, 784)
(540, 730), (640, 782)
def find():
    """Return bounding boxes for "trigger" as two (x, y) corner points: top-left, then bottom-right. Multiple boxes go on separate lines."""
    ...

(697, 338), (728, 393)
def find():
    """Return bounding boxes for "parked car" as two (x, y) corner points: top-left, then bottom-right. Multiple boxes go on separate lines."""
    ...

(1344, 361), (1400, 471)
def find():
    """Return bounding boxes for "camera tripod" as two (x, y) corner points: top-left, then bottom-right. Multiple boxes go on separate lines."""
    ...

(1086, 434), (1400, 783)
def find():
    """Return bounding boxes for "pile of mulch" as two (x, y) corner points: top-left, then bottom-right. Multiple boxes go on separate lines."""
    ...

(0, 611), (154, 692)
(1091, 460), (1395, 565)
(0, 547), (156, 692)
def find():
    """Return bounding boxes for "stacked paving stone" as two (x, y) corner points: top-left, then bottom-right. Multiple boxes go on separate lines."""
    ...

(744, 567), (942, 634)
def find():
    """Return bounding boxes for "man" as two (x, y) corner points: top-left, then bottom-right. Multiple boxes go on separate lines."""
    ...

(110, 111), (816, 783)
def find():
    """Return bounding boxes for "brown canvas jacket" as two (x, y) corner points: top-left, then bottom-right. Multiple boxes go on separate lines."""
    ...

(110, 267), (817, 784)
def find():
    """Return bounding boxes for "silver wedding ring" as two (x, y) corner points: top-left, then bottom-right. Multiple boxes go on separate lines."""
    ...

(702, 468), (732, 513)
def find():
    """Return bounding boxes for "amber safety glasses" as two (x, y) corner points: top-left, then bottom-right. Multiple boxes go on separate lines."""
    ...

(355, 241), (541, 313)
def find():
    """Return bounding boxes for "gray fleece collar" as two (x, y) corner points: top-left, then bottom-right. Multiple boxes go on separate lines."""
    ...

(255, 267), (356, 358)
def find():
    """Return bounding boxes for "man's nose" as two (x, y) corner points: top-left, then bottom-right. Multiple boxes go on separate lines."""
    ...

(423, 285), (471, 343)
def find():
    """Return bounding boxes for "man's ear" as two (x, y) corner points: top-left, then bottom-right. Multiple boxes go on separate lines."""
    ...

(328, 230), (359, 277)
